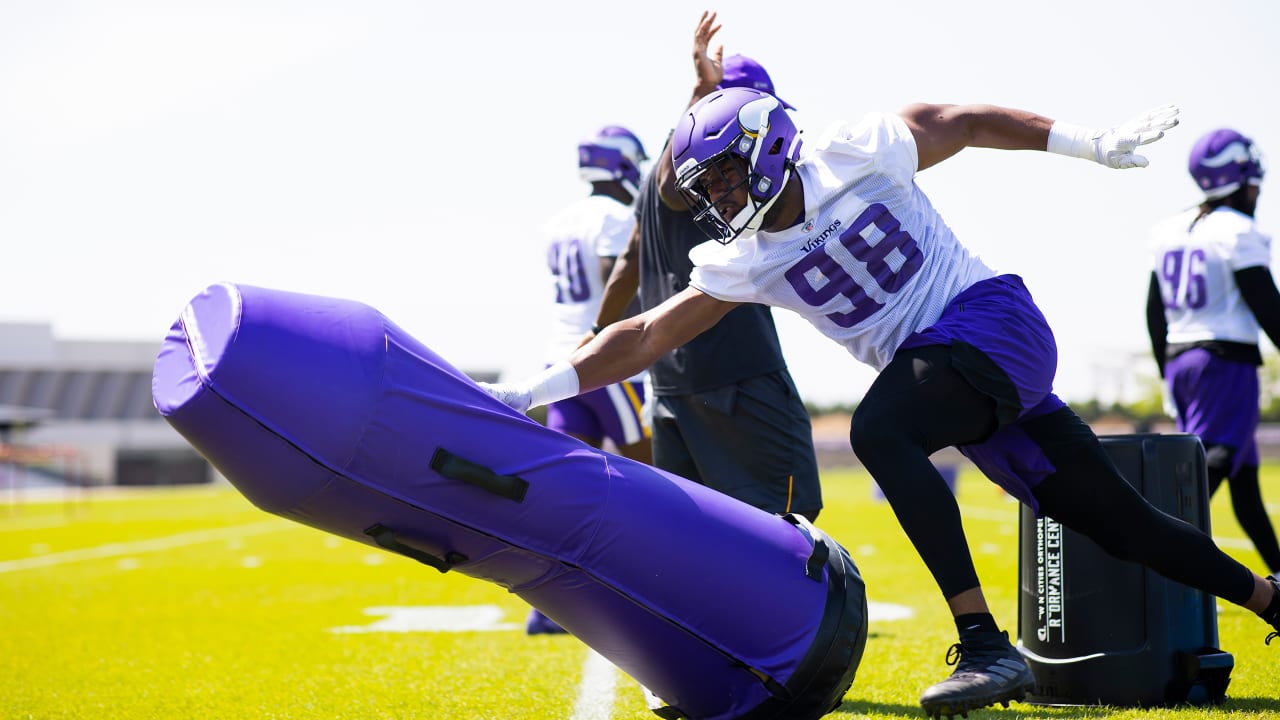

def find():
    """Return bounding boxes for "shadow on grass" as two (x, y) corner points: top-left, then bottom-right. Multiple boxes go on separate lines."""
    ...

(833, 695), (1280, 718)
(1215, 696), (1280, 715)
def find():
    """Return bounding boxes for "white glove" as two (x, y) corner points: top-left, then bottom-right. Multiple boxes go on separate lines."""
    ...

(476, 361), (580, 414)
(478, 381), (533, 414)
(1047, 104), (1180, 169)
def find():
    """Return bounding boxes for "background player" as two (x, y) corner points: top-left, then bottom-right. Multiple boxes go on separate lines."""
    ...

(589, 12), (821, 521)
(1147, 127), (1280, 578)
(526, 124), (653, 635)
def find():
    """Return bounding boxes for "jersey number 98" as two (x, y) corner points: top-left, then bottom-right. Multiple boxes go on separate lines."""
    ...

(784, 203), (924, 327)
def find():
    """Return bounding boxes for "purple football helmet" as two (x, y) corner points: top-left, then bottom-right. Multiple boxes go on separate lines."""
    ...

(1189, 128), (1265, 201)
(579, 125), (648, 198)
(671, 87), (802, 244)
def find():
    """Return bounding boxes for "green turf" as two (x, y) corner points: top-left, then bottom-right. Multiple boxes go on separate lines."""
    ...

(1, 465), (1277, 719)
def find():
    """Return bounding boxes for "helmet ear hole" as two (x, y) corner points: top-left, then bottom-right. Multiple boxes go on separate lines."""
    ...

(768, 137), (784, 155)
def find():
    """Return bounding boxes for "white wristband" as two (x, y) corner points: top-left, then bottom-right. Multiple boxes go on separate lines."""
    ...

(527, 360), (581, 409)
(1046, 121), (1099, 162)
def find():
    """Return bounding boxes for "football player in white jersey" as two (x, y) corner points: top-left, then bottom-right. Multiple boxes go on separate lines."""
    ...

(483, 91), (1280, 715)
(1147, 127), (1280, 578)
(525, 125), (654, 636)
(539, 124), (652, 465)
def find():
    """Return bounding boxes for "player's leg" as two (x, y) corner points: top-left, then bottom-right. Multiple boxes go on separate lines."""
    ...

(1165, 349), (1280, 582)
(1023, 406), (1280, 640)
(851, 344), (1035, 717)
(1199, 386), (1280, 573)
(850, 344), (994, 599)
(734, 370), (822, 521)
(1169, 348), (1256, 499)
(545, 397), (604, 449)
(657, 373), (821, 519)
(1205, 443), (1233, 496)
(565, 433), (602, 448)
(869, 275), (1061, 717)
(650, 395), (702, 483)
(616, 436), (652, 463)
(1205, 442), (1280, 573)
(574, 379), (651, 463)
(1223, 463), (1280, 574)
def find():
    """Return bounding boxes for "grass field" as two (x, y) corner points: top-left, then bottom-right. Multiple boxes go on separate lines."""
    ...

(2, 464), (1278, 719)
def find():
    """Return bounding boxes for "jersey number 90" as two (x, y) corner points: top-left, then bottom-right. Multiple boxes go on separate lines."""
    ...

(549, 238), (591, 304)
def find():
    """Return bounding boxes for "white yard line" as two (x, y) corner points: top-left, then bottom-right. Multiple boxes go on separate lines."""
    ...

(568, 648), (617, 720)
(0, 519), (290, 574)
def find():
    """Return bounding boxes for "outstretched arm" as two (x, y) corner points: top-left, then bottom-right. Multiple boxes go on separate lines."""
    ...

(482, 287), (738, 412)
(900, 103), (1179, 172)
(656, 11), (724, 210)
(576, 287), (735, 392)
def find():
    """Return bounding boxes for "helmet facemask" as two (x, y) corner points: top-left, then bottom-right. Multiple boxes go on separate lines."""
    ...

(678, 153), (758, 244)
(673, 91), (802, 244)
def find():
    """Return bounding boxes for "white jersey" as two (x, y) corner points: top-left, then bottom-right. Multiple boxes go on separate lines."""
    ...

(689, 112), (997, 371)
(1148, 206), (1272, 344)
(543, 194), (645, 381)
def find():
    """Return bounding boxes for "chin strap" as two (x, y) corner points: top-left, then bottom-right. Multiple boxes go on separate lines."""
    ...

(731, 163), (793, 240)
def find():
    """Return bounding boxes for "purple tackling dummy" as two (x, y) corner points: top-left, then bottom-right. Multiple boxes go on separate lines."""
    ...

(151, 283), (868, 720)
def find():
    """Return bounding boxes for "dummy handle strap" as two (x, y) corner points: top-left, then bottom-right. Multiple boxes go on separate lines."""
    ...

(364, 524), (466, 573)
(784, 513), (830, 582)
(431, 448), (528, 502)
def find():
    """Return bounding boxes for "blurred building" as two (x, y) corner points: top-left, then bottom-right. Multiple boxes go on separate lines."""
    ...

(0, 322), (190, 487)
(0, 321), (499, 488)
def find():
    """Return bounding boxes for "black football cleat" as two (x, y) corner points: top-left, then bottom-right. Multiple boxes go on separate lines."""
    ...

(1264, 574), (1280, 646)
(920, 629), (1034, 719)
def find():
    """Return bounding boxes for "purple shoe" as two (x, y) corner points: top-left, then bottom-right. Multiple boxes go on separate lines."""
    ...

(526, 608), (569, 635)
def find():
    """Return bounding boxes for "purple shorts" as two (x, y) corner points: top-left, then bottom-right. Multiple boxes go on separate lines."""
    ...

(546, 380), (649, 447)
(900, 275), (1067, 511)
(1167, 348), (1259, 474)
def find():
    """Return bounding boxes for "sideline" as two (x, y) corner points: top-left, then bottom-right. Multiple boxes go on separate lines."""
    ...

(0, 519), (290, 574)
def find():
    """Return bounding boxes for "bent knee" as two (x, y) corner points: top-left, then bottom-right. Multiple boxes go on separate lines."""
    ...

(849, 406), (911, 462)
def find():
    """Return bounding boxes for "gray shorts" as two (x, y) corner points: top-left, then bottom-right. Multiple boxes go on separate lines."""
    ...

(650, 371), (822, 517)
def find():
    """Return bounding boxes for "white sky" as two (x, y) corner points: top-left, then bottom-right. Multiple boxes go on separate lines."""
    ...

(2, 1), (1277, 407)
